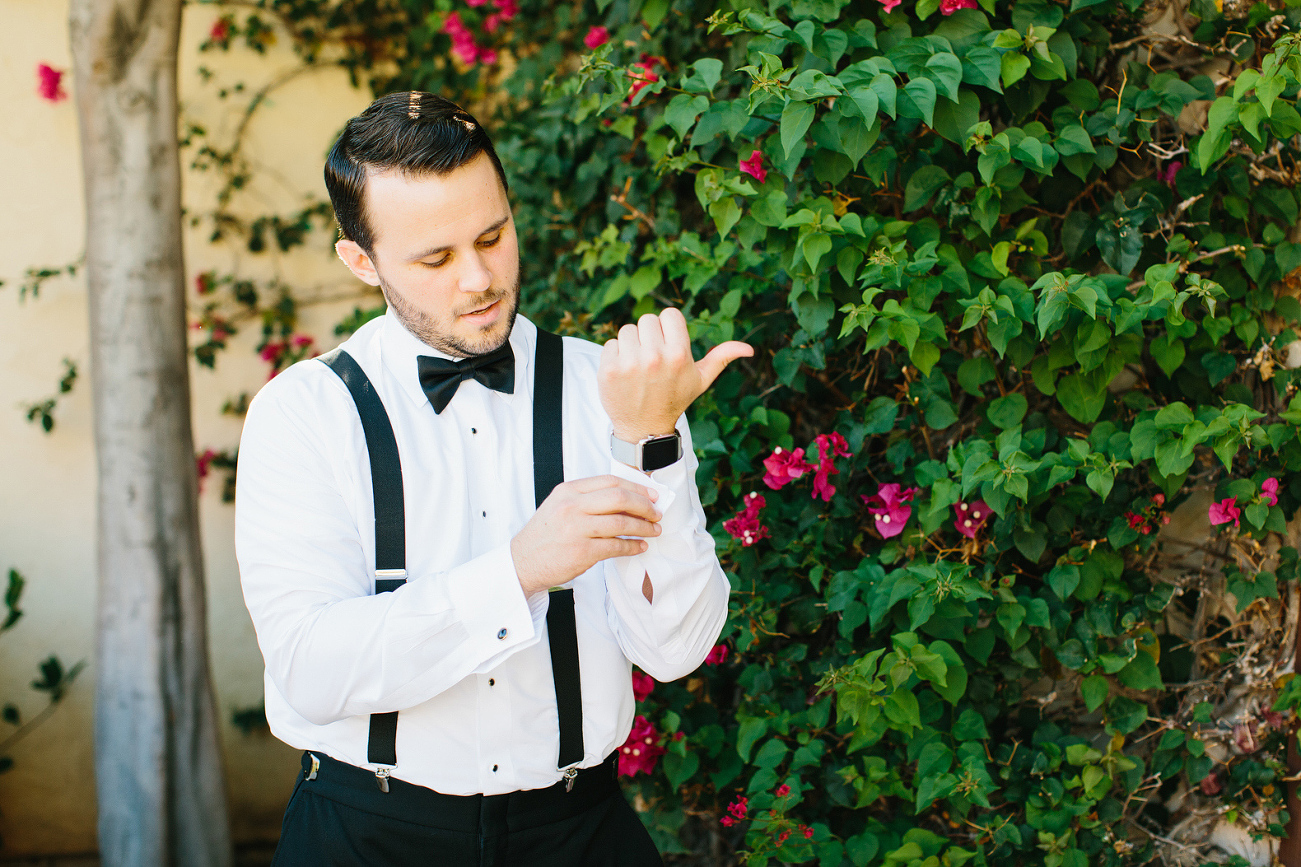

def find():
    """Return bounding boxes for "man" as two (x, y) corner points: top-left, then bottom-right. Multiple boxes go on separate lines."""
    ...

(235, 91), (750, 865)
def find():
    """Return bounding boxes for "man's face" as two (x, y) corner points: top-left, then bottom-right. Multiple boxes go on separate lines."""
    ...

(337, 152), (520, 358)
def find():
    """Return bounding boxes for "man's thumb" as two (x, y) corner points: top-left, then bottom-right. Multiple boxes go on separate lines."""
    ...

(695, 341), (754, 391)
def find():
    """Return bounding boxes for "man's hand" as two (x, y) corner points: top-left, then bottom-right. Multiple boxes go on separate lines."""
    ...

(511, 476), (663, 596)
(599, 308), (753, 444)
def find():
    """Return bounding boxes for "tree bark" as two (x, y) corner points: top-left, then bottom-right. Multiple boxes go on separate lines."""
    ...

(68, 2), (232, 864)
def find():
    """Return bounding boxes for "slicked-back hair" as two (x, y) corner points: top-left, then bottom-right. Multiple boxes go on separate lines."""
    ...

(324, 91), (509, 256)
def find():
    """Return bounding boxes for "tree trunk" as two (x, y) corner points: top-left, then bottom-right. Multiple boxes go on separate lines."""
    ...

(68, 2), (232, 865)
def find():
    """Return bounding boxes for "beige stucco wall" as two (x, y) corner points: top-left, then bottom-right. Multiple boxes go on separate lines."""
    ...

(0, 0), (374, 854)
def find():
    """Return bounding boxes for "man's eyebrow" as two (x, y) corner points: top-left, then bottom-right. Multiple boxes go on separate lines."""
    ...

(408, 216), (510, 261)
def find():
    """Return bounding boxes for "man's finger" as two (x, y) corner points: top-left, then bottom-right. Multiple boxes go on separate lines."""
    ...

(566, 475), (656, 499)
(694, 341), (754, 392)
(658, 308), (691, 350)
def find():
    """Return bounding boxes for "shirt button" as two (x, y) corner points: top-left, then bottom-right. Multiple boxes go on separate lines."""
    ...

(471, 427), (477, 434)
(492, 764), (499, 772)
(488, 678), (495, 686)
(497, 628), (508, 640)
(482, 511), (487, 517)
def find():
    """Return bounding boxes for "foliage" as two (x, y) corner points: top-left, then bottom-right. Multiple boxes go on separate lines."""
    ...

(1, 567), (85, 791)
(22, 0), (1301, 862)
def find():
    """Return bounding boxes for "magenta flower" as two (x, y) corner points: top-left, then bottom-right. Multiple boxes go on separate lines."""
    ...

(878, 0), (902, 11)
(1160, 161), (1182, 187)
(739, 150), (768, 184)
(863, 483), (918, 539)
(811, 432), (852, 502)
(1209, 496), (1241, 527)
(724, 491), (770, 546)
(762, 447), (814, 490)
(704, 644), (729, 666)
(626, 61), (661, 103)
(37, 64), (66, 103)
(584, 26), (610, 49)
(632, 670), (655, 702)
(617, 715), (666, 777)
(953, 500), (991, 538)
(940, 0), (978, 13)
(210, 17), (232, 42)
(1261, 477), (1280, 506)
(494, 0), (519, 16)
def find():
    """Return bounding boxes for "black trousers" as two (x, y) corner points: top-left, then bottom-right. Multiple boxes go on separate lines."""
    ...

(271, 752), (664, 867)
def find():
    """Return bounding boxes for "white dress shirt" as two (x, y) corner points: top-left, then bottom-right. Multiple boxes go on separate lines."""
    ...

(235, 311), (729, 795)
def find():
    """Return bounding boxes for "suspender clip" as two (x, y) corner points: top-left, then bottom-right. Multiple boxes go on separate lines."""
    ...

(306, 753), (320, 781)
(375, 765), (394, 793)
(375, 568), (407, 578)
(562, 766), (579, 792)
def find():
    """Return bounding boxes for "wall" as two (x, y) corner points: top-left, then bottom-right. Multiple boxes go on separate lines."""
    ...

(0, 0), (373, 853)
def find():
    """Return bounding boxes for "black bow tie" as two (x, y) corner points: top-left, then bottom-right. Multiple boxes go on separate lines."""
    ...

(417, 343), (516, 414)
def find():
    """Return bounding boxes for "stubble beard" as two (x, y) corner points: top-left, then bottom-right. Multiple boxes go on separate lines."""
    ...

(379, 274), (521, 359)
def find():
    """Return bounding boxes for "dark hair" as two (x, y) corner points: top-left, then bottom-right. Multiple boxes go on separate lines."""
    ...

(324, 92), (509, 255)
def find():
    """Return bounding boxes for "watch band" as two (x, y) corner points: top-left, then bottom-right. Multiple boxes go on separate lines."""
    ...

(610, 432), (682, 472)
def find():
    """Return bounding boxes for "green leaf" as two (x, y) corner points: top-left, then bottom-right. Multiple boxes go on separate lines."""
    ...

(781, 100), (817, 157)
(1116, 651), (1163, 691)
(925, 52), (965, 102)
(664, 93), (709, 139)
(987, 393), (1028, 429)
(961, 47), (1003, 92)
(864, 396), (900, 433)
(1047, 563), (1080, 601)
(1149, 335), (1185, 377)
(663, 750), (700, 789)
(1001, 52), (1030, 88)
(901, 78), (938, 127)
(1081, 674), (1109, 712)
(903, 165), (952, 212)
(1056, 373), (1106, 423)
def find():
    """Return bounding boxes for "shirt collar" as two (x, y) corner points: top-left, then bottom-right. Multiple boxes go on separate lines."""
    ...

(379, 309), (536, 410)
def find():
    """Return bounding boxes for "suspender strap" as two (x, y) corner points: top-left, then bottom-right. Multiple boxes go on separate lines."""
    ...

(320, 348), (402, 768)
(534, 330), (585, 769)
(320, 333), (585, 775)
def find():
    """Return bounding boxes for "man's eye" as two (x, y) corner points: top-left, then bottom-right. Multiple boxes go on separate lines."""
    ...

(479, 234), (501, 248)
(422, 257), (449, 268)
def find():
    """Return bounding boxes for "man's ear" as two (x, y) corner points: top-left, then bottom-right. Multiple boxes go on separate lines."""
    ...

(336, 239), (382, 287)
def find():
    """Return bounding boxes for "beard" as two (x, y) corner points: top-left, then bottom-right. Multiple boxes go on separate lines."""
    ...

(379, 274), (521, 359)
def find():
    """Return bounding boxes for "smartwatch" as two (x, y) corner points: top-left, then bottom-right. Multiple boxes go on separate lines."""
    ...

(610, 432), (683, 472)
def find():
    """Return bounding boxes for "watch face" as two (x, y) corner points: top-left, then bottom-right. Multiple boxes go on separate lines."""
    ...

(642, 436), (681, 470)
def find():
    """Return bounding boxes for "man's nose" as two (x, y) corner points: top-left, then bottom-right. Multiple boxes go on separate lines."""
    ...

(458, 251), (492, 294)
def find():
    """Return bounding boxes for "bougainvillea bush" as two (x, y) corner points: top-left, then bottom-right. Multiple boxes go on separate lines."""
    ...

(183, 0), (1301, 863)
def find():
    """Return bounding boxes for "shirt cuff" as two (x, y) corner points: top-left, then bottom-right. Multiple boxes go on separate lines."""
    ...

(443, 544), (536, 654)
(608, 458), (683, 534)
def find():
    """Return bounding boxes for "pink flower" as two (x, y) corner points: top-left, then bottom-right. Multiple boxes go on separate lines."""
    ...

(1152, 492), (1166, 507)
(466, 0), (488, 5)
(721, 815), (735, 826)
(739, 150), (768, 184)
(811, 432), (852, 501)
(626, 62), (661, 103)
(704, 644), (728, 666)
(863, 483), (918, 539)
(196, 273), (213, 295)
(632, 670), (655, 702)
(618, 715), (666, 777)
(777, 830), (790, 845)
(762, 447), (813, 490)
(724, 492), (770, 546)
(940, 0), (978, 12)
(878, 0), (903, 10)
(727, 795), (749, 819)
(478, 48), (498, 65)
(1261, 477), (1280, 506)
(210, 16), (232, 42)
(953, 500), (991, 538)
(802, 825), (814, 839)
(260, 341), (284, 363)
(196, 449), (218, 480)
(1160, 161), (1182, 187)
(484, 13), (504, 32)
(37, 64), (66, 103)
(775, 784), (790, 797)
(1200, 771), (1222, 795)
(1209, 497), (1241, 528)
(292, 334), (314, 349)
(1124, 511), (1146, 530)
(494, 0), (519, 16)
(584, 26), (610, 49)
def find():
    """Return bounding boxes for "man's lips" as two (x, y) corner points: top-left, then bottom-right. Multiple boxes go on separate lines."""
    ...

(461, 299), (500, 319)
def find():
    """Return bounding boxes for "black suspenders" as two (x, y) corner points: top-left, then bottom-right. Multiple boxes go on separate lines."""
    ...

(319, 329), (584, 791)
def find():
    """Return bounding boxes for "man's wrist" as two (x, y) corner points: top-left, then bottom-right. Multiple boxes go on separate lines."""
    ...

(610, 431), (682, 472)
